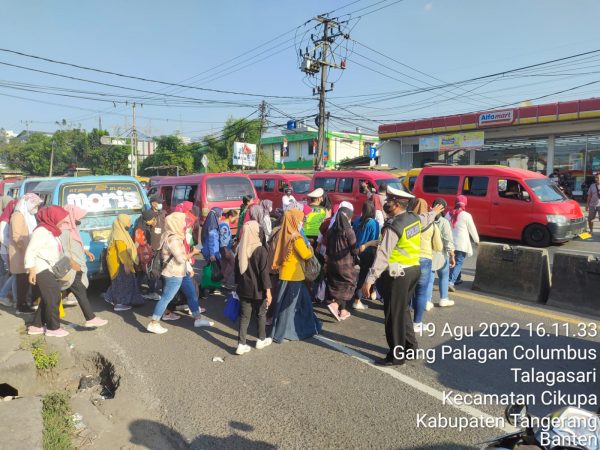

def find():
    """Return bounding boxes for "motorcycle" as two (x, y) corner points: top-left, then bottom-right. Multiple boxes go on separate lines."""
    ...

(481, 404), (600, 450)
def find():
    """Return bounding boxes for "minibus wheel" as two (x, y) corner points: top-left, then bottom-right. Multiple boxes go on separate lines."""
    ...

(522, 224), (551, 247)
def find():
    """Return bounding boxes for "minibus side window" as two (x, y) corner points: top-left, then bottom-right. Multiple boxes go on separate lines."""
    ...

(498, 179), (528, 202)
(264, 179), (276, 192)
(173, 185), (197, 205)
(338, 178), (354, 193)
(314, 177), (337, 192)
(423, 175), (459, 194)
(252, 179), (264, 192)
(462, 176), (488, 197)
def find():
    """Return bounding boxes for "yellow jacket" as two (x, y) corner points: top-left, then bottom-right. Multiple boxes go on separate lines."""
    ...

(279, 237), (313, 282)
(106, 240), (136, 279)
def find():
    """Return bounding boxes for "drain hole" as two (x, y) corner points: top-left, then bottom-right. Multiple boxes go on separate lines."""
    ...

(92, 353), (120, 399)
(0, 383), (18, 397)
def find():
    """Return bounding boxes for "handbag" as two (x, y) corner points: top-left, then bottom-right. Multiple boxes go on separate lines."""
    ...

(201, 263), (222, 290)
(223, 292), (240, 322)
(302, 255), (321, 282)
(210, 260), (223, 282)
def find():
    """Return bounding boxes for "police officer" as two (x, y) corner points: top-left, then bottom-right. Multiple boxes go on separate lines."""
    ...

(304, 188), (327, 242)
(362, 186), (443, 366)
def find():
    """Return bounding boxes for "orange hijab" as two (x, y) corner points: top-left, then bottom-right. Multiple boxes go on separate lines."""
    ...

(271, 209), (304, 271)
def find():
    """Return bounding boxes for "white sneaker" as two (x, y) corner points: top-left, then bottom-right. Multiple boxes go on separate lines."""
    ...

(143, 292), (161, 301)
(256, 338), (273, 350)
(62, 293), (78, 306)
(114, 304), (132, 311)
(0, 297), (12, 307)
(413, 322), (423, 333)
(194, 318), (214, 328)
(147, 322), (168, 334)
(235, 343), (252, 355)
(438, 298), (455, 307)
(425, 301), (434, 312)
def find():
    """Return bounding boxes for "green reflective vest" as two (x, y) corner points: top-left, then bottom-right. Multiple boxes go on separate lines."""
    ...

(386, 213), (421, 267)
(304, 206), (326, 237)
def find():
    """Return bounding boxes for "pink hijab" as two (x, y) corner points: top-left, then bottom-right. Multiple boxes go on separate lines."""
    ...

(449, 195), (467, 228)
(61, 205), (87, 245)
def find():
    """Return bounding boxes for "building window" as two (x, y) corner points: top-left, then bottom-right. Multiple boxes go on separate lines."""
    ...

(338, 178), (353, 193)
(462, 176), (488, 197)
(314, 177), (337, 192)
(252, 179), (263, 192)
(264, 179), (275, 192)
(423, 175), (459, 194)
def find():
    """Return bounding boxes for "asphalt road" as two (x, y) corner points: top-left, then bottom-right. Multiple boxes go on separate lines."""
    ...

(63, 234), (600, 450)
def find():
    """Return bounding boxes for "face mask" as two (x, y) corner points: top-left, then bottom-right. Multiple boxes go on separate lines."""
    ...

(383, 203), (393, 215)
(157, 204), (163, 211)
(75, 220), (81, 226)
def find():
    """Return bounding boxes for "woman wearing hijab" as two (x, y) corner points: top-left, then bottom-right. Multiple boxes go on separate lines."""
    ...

(260, 200), (273, 241)
(104, 214), (144, 311)
(352, 201), (380, 310)
(0, 199), (17, 306)
(201, 207), (222, 263)
(446, 195), (479, 293)
(147, 212), (210, 334)
(175, 201), (198, 249)
(58, 205), (108, 329)
(10, 193), (42, 314)
(134, 210), (160, 300)
(410, 199), (436, 333)
(25, 206), (70, 337)
(325, 206), (360, 321)
(219, 210), (238, 290)
(270, 210), (321, 342)
(234, 221), (272, 355)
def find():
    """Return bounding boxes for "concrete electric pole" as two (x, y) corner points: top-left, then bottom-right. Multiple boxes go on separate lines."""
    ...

(256, 100), (268, 172)
(130, 102), (138, 177)
(299, 16), (348, 171)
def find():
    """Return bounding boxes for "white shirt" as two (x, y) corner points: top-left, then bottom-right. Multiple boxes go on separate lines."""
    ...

(445, 211), (479, 256)
(282, 194), (296, 208)
(24, 227), (61, 275)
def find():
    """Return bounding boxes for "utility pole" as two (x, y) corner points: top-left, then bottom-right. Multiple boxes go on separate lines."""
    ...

(130, 102), (137, 177)
(49, 139), (55, 176)
(299, 16), (348, 171)
(256, 100), (267, 172)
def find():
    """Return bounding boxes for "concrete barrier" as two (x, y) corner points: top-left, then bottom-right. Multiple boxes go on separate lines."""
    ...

(472, 243), (550, 303)
(547, 252), (600, 315)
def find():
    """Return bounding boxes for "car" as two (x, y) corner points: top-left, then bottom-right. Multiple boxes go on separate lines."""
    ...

(412, 165), (586, 247)
(307, 170), (404, 216)
(248, 173), (311, 209)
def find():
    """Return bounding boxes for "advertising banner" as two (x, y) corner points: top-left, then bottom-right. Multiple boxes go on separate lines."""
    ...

(420, 132), (485, 152)
(232, 142), (257, 167)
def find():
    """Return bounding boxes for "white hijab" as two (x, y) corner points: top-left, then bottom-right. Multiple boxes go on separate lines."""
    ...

(14, 193), (42, 234)
(328, 201), (354, 230)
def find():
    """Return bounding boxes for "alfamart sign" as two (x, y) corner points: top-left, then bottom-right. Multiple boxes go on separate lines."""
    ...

(478, 109), (514, 126)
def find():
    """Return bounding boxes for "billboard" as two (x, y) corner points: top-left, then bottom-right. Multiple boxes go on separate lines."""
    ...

(232, 142), (257, 167)
(419, 132), (484, 152)
(478, 109), (514, 127)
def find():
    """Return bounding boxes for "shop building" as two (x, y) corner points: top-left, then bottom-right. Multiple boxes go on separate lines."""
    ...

(378, 97), (600, 195)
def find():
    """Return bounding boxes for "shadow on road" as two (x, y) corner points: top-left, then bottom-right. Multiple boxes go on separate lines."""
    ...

(129, 419), (276, 450)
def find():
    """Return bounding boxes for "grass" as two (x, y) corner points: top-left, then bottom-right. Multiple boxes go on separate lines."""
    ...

(42, 391), (74, 450)
(30, 338), (59, 371)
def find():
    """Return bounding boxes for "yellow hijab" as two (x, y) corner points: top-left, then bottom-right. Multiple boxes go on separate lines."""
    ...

(109, 214), (138, 264)
(272, 209), (304, 271)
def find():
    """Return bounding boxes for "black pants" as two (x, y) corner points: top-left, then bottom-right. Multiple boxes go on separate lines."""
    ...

(356, 251), (376, 299)
(238, 297), (267, 345)
(69, 271), (95, 321)
(16, 272), (39, 310)
(32, 270), (61, 331)
(379, 267), (420, 363)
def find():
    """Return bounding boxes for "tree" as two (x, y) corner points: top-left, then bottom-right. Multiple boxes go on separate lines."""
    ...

(139, 136), (194, 175)
(1, 133), (54, 175)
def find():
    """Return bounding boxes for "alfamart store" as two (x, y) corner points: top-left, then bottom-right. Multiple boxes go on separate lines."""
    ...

(377, 97), (600, 194)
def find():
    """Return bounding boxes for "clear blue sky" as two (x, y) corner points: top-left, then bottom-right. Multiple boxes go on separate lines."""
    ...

(1, 0), (599, 138)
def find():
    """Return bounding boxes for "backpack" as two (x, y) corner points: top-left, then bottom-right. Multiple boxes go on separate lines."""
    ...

(149, 240), (173, 280)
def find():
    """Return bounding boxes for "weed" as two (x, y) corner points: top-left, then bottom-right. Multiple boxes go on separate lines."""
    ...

(31, 338), (59, 371)
(42, 391), (74, 450)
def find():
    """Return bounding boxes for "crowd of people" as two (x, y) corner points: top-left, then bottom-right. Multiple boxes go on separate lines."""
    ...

(0, 186), (481, 366)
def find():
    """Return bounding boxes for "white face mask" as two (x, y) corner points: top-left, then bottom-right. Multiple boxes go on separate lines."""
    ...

(156, 203), (163, 211)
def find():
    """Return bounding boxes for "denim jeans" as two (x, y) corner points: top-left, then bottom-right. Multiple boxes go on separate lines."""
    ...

(448, 251), (467, 285)
(180, 274), (200, 317)
(426, 256), (450, 301)
(411, 257), (433, 324)
(0, 274), (16, 300)
(152, 276), (183, 321)
(0, 254), (9, 290)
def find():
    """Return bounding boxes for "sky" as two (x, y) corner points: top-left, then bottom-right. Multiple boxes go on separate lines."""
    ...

(1, 0), (599, 140)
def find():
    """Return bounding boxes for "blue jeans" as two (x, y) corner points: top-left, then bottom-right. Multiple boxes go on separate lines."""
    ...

(0, 274), (16, 300)
(426, 256), (450, 301)
(152, 276), (183, 321)
(411, 258), (433, 324)
(180, 274), (200, 317)
(449, 251), (467, 285)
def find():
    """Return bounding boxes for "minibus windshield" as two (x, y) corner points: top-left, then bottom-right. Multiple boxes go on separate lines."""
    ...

(525, 178), (567, 203)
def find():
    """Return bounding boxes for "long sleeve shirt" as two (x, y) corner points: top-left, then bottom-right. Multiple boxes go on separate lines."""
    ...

(24, 228), (60, 275)
(445, 211), (479, 256)
(279, 237), (313, 282)
(235, 247), (271, 300)
(162, 235), (189, 278)
(435, 216), (455, 255)
(365, 211), (437, 285)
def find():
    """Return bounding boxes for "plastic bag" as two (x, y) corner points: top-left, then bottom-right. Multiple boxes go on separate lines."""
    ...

(223, 292), (240, 322)
(315, 280), (326, 302)
(201, 263), (222, 290)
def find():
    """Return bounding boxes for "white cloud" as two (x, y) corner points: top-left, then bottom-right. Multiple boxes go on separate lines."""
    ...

(424, 2), (433, 12)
